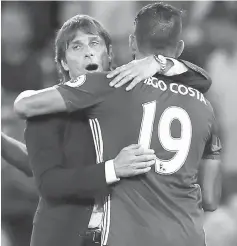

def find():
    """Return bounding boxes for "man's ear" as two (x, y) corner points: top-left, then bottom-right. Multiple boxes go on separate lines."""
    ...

(129, 34), (137, 58)
(108, 44), (113, 62)
(175, 40), (184, 58)
(61, 59), (69, 71)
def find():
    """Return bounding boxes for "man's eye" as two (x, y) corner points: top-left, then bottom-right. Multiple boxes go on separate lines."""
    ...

(73, 45), (82, 50)
(91, 41), (99, 46)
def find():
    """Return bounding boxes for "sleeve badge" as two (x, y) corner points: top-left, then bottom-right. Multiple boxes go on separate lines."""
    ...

(65, 75), (86, 87)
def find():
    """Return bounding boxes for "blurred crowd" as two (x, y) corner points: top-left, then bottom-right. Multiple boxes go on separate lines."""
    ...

(1, 1), (237, 246)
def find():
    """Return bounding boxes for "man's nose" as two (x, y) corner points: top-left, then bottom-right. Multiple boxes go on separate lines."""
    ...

(84, 45), (94, 57)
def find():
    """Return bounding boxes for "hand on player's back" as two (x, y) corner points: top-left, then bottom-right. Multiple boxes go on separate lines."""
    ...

(107, 55), (160, 91)
(114, 144), (156, 178)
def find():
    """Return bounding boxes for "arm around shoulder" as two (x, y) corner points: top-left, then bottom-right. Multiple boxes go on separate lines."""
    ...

(14, 87), (67, 118)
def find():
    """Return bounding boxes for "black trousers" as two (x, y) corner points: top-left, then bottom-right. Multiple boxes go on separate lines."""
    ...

(82, 237), (100, 246)
(81, 229), (101, 246)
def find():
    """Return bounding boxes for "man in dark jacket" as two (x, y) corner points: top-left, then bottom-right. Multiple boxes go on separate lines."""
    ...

(17, 15), (161, 246)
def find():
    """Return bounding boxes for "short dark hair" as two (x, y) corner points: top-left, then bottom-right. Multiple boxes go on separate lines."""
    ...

(134, 2), (183, 53)
(55, 15), (112, 82)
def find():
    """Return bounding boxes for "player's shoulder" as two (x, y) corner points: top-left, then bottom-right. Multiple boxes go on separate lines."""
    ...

(82, 72), (111, 92)
(86, 71), (110, 84)
(84, 72), (114, 96)
(205, 98), (214, 113)
(203, 98), (216, 124)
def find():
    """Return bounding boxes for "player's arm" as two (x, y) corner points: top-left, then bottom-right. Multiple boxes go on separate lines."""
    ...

(13, 57), (178, 118)
(1, 132), (32, 177)
(14, 74), (105, 118)
(198, 120), (222, 212)
(198, 158), (222, 212)
(14, 88), (67, 118)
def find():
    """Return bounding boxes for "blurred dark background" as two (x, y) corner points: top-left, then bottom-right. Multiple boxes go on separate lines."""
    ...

(1, 1), (237, 246)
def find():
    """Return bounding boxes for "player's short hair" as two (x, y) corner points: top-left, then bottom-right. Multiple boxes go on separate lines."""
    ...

(134, 2), (183, 53)
(55, 15), (112, 82)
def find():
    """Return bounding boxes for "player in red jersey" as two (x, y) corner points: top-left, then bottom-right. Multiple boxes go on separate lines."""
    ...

(54, 70), (221, 246)
(14, 3), (221, 246)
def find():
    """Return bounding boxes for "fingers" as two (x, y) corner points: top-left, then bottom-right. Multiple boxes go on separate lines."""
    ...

(109, 70), (132, 88)
(135, 154), (156, 162)
(126, 76), (143, 91)
(114, 74), (135, 88)
(134, 147), (155, 156)
(107, 65), (127, 79)
(134, 160), (156, 169)
(123, 144), (141, 150)
(133, 167), (152, 176)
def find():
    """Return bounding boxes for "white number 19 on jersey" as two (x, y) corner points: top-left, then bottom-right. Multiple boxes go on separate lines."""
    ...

(139, 101), (192, 175)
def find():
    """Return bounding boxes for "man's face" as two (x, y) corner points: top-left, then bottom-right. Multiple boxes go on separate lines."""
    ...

(62, 30), (111, 79)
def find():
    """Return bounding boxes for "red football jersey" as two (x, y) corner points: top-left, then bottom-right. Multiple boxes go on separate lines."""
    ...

(56, 72), (221, 246)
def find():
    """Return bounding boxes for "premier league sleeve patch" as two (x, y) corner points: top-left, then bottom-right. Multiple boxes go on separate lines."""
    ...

(65, 75), (86, 88)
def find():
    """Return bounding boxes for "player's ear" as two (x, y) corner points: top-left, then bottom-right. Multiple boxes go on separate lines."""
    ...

(175, 40), (184, 58)
(61, 59), (69, 71)
(129, 34), (137, 58)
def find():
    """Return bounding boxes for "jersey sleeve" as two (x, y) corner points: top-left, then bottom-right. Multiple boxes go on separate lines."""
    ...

(202, 116), (222, 160)
(55, 72), (113, 112)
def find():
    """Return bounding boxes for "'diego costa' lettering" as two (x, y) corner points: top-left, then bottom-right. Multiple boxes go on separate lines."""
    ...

(170, 83), (206, 105)
(144, 77), (168, 91)
(178, 84), (188, 95)
(144, 79), (207, 105)
(170, 83), (178, 94)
